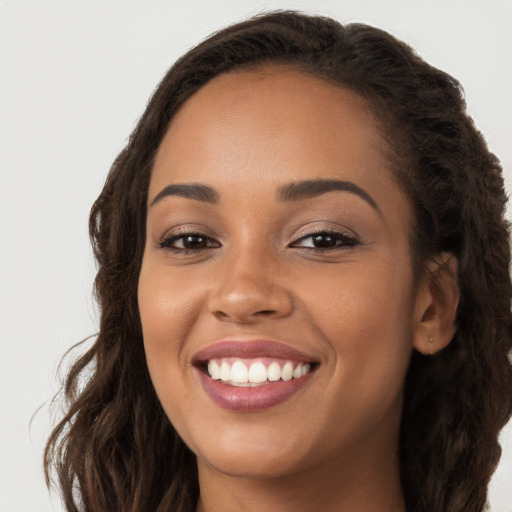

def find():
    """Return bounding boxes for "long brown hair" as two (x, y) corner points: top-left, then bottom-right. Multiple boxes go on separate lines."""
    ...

(45, 11), (512, 512)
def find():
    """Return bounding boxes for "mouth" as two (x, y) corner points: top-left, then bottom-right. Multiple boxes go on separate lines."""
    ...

(193, 340), (319, 411)
(201, 357), (315, 386)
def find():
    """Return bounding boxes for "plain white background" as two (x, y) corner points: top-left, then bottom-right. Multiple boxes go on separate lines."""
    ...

(1, 1), (511, 510)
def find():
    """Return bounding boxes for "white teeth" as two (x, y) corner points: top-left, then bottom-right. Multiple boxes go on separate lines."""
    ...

(231, 360), (249, 383)
(267, 361), (281, 381)
(208, 360), (220, 380)
(207, 358), (313, 385)
(220, 361), (231, 382)
(281, 361), (293, 381)
(249, 362), (267, 383)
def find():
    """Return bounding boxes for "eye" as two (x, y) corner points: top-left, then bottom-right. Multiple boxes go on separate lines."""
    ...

(159, 232), (221, 253)
(290, 230), (359, 251)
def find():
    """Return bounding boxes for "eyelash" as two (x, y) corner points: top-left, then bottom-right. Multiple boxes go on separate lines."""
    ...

(158, 228), (359, 255)
(159, 231), (220, 254)
(290, 229), (359, 251)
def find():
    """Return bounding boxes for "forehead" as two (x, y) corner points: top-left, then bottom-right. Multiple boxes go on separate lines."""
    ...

(150, 66), (408, 220)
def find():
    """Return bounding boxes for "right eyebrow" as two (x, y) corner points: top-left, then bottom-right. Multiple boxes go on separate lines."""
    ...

(149, 183), (219, 207)
(277, 179), (381, 214)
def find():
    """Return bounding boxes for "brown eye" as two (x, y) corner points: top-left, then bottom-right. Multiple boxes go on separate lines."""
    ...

(178, 235), (209, 249)
(291, 231), (358, 251)
(310, 234), (339, 248)
(159, 233), (221, 252)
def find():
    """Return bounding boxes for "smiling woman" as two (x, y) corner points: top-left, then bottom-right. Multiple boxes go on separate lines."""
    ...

(44, 11), (512, 512)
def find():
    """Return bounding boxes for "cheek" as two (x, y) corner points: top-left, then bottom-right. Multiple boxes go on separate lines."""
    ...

(138, 263), (204, 432)
(304, 257), (415, 394)
(138, 261), (202, 375)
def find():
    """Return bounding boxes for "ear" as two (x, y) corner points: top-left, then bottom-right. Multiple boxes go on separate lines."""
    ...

(413, 253), (460, 356)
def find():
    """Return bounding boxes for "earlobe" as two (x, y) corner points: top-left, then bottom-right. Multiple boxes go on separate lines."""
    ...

(413, 253), (460, 356)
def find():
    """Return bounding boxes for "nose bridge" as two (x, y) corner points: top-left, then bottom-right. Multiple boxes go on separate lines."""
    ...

(208, 235), (293, 323)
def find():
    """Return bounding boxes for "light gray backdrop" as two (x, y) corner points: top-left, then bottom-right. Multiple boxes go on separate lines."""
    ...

(1, 1), (511, 510)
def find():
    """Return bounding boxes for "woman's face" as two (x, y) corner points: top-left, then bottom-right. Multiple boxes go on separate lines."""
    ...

(138, 67), (426, 480)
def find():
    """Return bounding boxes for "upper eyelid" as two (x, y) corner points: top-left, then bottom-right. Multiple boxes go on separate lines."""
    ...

(291, 225), (358, 241)
(158, 225), (218, 241)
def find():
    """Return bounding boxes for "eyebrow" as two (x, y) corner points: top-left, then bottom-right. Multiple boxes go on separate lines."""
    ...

(277, 179), (380, 213)
(149, 179), (380, 213)
(150, 183), (219, 206)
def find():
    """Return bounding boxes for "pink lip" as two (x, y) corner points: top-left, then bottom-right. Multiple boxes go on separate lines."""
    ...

(193, 339), (316, 364)
(193, 339), (317, 412)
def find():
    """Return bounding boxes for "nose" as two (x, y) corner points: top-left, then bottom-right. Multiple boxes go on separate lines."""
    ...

(207, 250), (293, 324)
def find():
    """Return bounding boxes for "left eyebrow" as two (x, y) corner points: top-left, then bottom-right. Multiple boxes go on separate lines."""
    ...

(277, 179), (380, 214)
(149, 183), (219, 207)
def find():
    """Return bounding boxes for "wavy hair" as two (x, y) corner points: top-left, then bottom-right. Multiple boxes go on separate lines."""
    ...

(44, 11), (512, 512)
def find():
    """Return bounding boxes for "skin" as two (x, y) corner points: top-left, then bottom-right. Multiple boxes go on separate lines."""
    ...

(138, 67), (458, 512)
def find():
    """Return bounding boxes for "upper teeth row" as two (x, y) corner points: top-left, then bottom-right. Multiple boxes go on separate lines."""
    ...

(207, 359), (311, 386)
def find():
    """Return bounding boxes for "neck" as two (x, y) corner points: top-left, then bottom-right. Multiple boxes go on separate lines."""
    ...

(195, 441), (406, 512)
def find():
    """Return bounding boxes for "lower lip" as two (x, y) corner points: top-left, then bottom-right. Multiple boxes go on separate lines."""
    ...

(197, 370), (313, 412)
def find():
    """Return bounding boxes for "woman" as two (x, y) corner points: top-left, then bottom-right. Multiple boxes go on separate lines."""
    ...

(44, 11), (512, 512)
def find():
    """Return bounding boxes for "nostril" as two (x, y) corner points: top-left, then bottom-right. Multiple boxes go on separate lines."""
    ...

(208, 286), (293, 323)
(256, 310), (277, 316)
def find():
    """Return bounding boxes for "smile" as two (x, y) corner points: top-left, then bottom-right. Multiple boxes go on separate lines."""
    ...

(207, 358), (312, 386)
(193, 340), (318, 412)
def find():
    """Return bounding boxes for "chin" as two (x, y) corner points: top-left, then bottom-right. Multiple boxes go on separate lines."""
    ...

(196, 444), (310, 480)
(185, 418), (317, 479)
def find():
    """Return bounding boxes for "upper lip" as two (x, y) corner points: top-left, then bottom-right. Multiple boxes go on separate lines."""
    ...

(193, 338), (318, 365)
